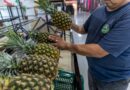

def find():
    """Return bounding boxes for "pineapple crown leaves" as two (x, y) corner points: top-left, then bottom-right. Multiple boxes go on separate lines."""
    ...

(35, 0), (56, 14)
(28, 30), (37, 37)
(3, 29), (36, 53)
(0, 52), (21, 78)
(0, 52), (19, 69)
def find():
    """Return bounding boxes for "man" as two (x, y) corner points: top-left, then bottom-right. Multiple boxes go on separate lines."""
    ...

(49, 0), (130, 90)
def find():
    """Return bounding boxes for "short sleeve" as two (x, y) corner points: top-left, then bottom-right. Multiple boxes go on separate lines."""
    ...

(83, 15), (92, 32)
(98, 15), (130, 57)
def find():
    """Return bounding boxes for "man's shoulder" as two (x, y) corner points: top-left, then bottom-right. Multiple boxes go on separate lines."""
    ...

(113, 3), (130, 18)
(115, 4), (130, 19)
(93, 6), (105, 12)
(91, 6), (106, 15)
(96, 6), (106, 11)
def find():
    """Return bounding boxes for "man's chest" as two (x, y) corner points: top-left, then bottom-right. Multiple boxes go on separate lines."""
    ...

(86, 14), (115, 43)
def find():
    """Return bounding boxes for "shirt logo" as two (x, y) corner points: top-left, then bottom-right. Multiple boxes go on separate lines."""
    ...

(101, 24), (110, 34)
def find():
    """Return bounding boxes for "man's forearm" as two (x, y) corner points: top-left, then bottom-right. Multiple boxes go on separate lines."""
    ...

(65, 43), (108, 58)
(71, 23), (87, 34)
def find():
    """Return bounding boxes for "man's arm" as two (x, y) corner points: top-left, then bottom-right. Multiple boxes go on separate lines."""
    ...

(71, 15), (91, 34)
(65, 43), (109, 58)
(48, 35), (108, 58)
(71, 23), (87, 34)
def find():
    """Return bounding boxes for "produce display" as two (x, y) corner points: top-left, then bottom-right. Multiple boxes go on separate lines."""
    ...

(0, 29), (61, 90)
(35, 0), (72, 31)
(0, 51), (55, 90)
(0, 0), (74, 89)
(5, 30), (60, 60)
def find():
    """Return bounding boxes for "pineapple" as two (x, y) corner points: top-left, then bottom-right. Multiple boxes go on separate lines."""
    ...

(20, 55), (58, 80)
(0, 52), (58, 80)
(3, 30), (60, 80)
(29, 43), (60, 60)
(7, 74), (51, 90)
(35, 0), (72, 31)
(5, 30), (60, 60)
(0, 52), (19, 90)
(29, 31), (54, 43)
(0, 52), (20, 77)
(0, 77), (11, 90)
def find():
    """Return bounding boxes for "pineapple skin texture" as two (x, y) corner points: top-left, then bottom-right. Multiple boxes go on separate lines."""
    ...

(0, 77), (10, 90)
(51, 11), (72, 31)
(7, 74), (51, 90)
(30, 32), (54, 44)
(28, 43), (60, 60)
(20, 55), (58, 80)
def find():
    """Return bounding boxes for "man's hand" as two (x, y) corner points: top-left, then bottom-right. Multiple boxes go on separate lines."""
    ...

(48, 35), (69, 49)
(71, 23), (87, 34)
(48, 35), (109, 58)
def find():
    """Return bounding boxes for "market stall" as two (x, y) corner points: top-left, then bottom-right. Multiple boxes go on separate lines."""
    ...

(0, 0), (84, 89)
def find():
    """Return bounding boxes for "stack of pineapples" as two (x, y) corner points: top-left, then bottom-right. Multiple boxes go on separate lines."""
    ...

(0, 0), (73, 88)
(0, 29), (60, 89)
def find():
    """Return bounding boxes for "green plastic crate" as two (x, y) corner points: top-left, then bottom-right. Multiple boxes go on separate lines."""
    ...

(53, 70), (84, 90)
